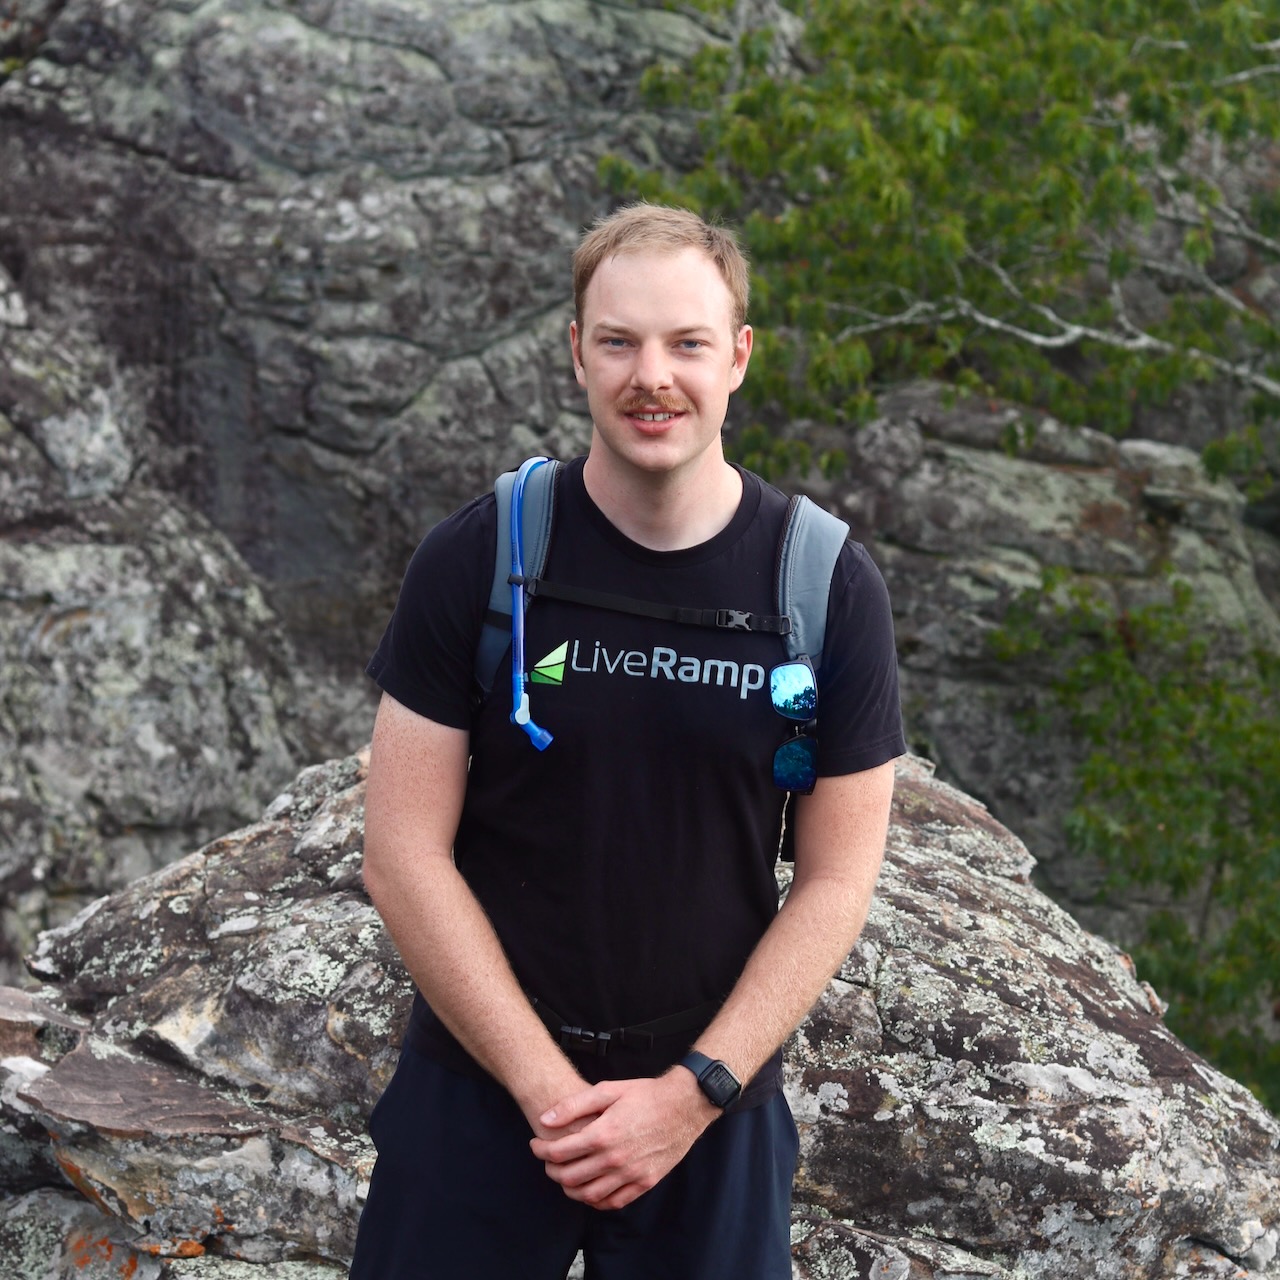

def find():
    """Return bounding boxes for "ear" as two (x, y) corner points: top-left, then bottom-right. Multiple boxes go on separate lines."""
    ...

(728, 325), (753, 393)
(569, 320), (586, 388)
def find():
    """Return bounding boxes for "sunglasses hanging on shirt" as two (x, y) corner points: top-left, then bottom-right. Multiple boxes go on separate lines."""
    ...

(770, 658), (818, 794)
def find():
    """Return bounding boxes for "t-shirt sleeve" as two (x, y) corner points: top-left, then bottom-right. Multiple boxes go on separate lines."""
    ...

(816, 539), (907, 776)
(365, 495), (497, 730)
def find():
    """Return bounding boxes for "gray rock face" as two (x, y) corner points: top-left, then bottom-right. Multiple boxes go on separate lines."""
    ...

(0, 0), (719, 669)
(0, 298), (305, 980)
(2, 753), (386, 1273)
(805, 383), (1280, 934)
(0, 752), (1274, 1279)
(787, 757), (1279, 1279)
(0, 0), (734, 985)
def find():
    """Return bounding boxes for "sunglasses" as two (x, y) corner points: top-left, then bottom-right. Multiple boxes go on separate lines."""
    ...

(770, 659), (818, 793)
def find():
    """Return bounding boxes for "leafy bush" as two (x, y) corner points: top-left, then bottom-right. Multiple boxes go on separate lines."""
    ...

(994, 574), (1280, 1111)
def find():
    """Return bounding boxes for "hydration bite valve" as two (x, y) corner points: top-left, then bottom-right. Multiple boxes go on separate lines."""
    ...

(511, 690), (554, 751)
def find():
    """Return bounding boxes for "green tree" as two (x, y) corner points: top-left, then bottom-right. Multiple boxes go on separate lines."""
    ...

(993, 575), (1280, 1111)
(607, 0), (1280, 481)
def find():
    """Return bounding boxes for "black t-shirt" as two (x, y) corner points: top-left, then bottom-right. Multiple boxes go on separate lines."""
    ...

(367, 458), (905, 1099)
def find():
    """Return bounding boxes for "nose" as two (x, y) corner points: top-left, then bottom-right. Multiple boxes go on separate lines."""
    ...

(630, 339), (673, 392)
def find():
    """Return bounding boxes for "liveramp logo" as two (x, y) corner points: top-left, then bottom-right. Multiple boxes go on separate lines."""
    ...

(530, 639), (766, 700)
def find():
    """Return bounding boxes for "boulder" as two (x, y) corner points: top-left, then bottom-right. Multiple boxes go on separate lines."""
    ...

(0, 752), (1273, 1278)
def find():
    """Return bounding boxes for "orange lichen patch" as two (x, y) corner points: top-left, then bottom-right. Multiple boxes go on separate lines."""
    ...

(68, 1231), (115, 1267)
(65, 1232), (143, 1277)
(54, 1154), (113, 1214)
(140, 1240), (206, 1259)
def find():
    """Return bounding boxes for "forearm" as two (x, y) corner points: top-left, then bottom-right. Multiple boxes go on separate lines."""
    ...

(690, 869), (877, 1084)
(366, 851), (584, 1125)
(361, 694), (583, 1128)
(690, 761), (893, 1086)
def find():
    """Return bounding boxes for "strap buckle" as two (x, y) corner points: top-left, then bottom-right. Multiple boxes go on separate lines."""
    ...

(559, 1026), (612, 1058)
(716, 608), (753, 631)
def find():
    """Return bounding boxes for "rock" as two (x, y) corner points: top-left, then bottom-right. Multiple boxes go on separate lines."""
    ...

(805, 382), (1280, 935)
(0, 0), (723, 673)
(786, 757), (1279, 1279)
(0, 304), (304, 980)
(0, 0), (743, 988)
(0, 988), (87, 1192)
(0, 752), (1274, 1278)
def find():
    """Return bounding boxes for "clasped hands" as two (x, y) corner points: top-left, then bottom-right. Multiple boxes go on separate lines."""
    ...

(528, 1070), (720, 1211)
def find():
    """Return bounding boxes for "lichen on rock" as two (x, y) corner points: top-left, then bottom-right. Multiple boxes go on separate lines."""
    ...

(0, 752), (1274, 1278)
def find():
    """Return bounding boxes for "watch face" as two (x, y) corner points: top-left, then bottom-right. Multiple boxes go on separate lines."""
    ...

(702, 1062), (741, 1106)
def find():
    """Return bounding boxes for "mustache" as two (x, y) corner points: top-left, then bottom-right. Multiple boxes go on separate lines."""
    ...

(616, 393), (694, 414)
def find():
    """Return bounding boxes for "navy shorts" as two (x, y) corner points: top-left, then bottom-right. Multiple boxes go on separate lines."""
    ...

(348, 1045), (798, 1280)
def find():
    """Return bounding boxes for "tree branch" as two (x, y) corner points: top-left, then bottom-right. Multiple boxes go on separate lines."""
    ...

(1079, 245), (1255, 318)
(832, 257), (1280, 402)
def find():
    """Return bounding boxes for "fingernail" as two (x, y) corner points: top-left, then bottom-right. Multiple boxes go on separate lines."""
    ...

(541, 1109), (556, 1123)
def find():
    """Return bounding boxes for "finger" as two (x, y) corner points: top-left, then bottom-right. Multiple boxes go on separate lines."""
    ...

(529, 1128), (603, 1164)
(564, 1170), (656, 1211)
(594, 1182), (645, 1211)
(557, 1169), (628, 1207)
(539, 1084), (616, 1129)
(539, 1145), (620, 1188)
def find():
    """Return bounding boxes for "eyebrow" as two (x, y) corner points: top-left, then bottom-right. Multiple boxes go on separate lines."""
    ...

(590, 322), (720, 340)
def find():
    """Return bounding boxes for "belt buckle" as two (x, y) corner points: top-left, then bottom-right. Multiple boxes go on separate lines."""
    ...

(559, 1026), (611, 1058)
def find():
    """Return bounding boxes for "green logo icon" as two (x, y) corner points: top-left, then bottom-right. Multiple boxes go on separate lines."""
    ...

(530, 641), (568, 686)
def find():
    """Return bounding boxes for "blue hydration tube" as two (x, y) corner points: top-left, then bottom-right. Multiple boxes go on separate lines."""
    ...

(509, 457), (554, 751)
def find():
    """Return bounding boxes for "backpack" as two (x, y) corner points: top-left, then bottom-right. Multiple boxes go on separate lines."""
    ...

(473, 457), (850, 706)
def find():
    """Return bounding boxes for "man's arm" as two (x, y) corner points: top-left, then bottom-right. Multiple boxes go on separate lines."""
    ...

(530, 758), (896, 1209)
(362, 692), (586, 1132)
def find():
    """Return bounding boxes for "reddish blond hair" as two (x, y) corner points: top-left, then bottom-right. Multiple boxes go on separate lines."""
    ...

(573, 203), (750, 334)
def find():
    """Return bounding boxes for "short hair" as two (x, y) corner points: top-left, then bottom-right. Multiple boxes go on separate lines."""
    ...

(572, 203), (750, 334)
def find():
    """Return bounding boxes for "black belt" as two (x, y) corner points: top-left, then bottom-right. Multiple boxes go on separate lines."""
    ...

(530, 996), (721, 1060)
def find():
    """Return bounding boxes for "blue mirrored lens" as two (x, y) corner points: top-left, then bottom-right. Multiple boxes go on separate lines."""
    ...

(770, 661), (817, 722)
(773, 735), (818, 793)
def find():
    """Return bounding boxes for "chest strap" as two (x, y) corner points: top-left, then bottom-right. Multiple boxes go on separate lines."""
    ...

(529, 995), (722, 1060)
(505, 576), (792, 635)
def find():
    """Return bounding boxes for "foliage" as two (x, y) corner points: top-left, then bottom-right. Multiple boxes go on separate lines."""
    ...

(606, 0), (1280, 476)
(993, 572), (1280, 1112)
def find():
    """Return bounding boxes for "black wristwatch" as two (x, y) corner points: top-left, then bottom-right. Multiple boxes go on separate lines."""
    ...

(679, 1050), (742, 1109)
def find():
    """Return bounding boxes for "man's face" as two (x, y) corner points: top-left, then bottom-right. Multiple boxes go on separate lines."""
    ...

(569, 247), (752, 481)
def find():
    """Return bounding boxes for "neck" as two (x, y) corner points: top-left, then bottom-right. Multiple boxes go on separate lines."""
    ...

(582, 449), (743, 551)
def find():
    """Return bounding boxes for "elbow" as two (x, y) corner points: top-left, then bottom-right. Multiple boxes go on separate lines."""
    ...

(359, 827), (395, 912)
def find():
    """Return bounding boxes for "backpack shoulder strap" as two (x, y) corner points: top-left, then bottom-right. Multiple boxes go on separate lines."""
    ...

(776, 494), (850, 863)
(474, 458), (561, 698)
(776, 494), (850, 672)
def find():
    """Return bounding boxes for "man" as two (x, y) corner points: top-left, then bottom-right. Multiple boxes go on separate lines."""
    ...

(349, 203), (904, 1279)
